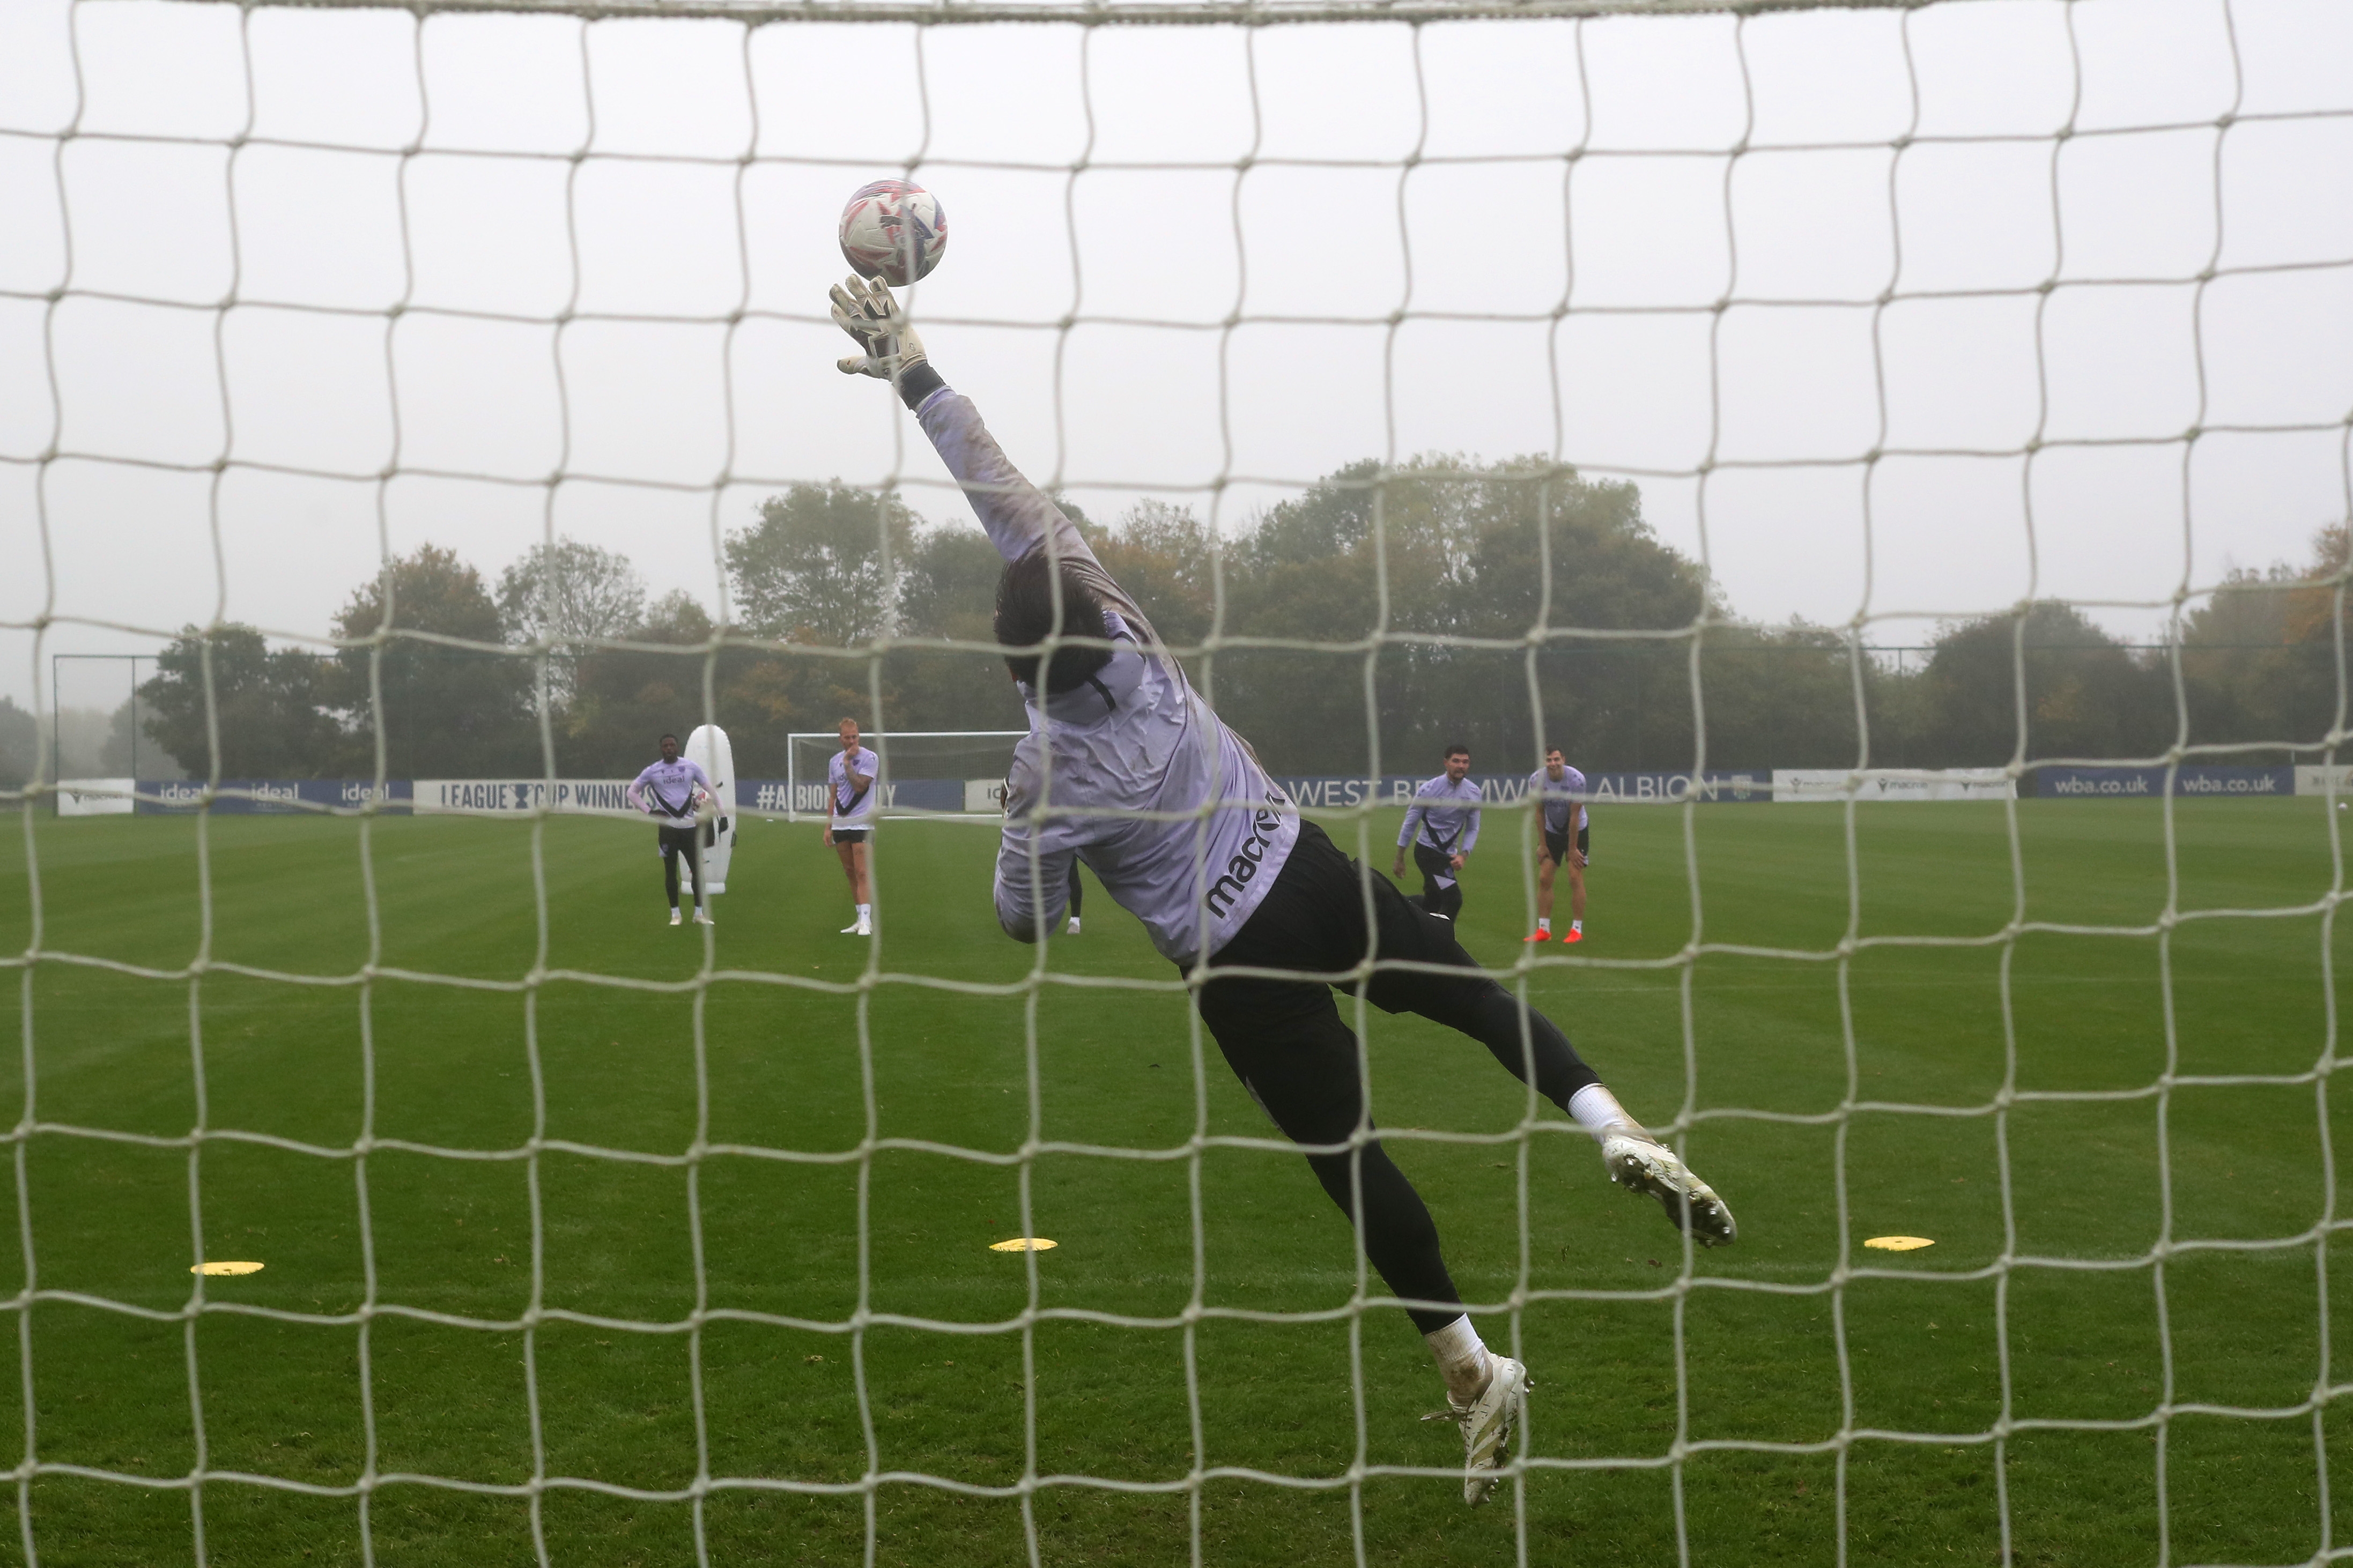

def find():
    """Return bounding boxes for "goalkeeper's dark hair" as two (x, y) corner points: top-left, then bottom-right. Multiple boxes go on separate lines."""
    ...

(995, 549), (1114, 694)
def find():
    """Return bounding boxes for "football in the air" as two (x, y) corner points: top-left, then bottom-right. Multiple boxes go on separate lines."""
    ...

(838, 179), (947, 286)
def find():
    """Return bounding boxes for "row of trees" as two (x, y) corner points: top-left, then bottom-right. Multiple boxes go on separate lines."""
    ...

(0, 690), (181, 791)
(70, 461), (2353, 783)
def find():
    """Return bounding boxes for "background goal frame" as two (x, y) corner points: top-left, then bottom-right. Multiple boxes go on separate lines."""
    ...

(783, 729), (1028, 823)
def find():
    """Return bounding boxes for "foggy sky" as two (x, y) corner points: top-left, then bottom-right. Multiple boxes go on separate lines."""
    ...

(3, 0), (2350, 717)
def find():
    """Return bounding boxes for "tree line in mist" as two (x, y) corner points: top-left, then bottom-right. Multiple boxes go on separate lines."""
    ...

(3, 457), (2342, 786)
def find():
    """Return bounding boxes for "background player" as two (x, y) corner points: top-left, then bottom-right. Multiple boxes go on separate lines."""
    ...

(1065, 863), (1085, 936)
(1391, 745), (1481, 922)
(626, 732), (713, 926)
(1526, 746), (1588, 943)
(827, 717), (879, 936)
(831, 271), (1735, 1505)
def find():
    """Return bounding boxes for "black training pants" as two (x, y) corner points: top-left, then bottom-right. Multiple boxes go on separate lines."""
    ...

(658, 823), (703, 908)
(1411, 840), (1464, 921)
(1194, 820), (1599, 1333)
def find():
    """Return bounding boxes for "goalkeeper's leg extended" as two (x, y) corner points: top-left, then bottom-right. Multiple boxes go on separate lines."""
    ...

(1194, 965), (1529, 1503)
(1196, 822), (1736, 1503)
(1268, 822), (1736, 1245)
(1371, 925), (1734, 1247)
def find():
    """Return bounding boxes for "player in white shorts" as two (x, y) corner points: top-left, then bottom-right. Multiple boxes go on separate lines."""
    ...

(829, 270), (1735, 1505)
(826, 717), (879, 935)
(1525, 746), (1588, 944)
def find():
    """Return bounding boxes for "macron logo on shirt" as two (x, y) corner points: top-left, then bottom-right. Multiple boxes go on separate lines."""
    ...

(1204, 803), (1286, 919)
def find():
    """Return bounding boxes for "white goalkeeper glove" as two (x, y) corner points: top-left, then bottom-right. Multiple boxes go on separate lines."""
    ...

(830, 273), (928, 380)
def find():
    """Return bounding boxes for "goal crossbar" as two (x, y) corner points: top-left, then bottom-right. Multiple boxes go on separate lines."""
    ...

(189, 0), (1966, 27)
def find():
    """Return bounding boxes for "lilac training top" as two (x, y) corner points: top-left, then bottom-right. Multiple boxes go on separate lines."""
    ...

(1398, 774), (1484, 856)
(628, 757), (712, 820)
(1529, 764), (1588, 835)
(913, 382), (1297, 968)
(829, 746), (880, 826)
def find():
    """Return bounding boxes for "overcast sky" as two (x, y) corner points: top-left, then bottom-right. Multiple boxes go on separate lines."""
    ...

(3, 0), (2350, 715)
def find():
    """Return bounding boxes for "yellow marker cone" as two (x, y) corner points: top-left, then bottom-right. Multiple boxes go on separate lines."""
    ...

(988, 1238), (1057, 1253)
(191, 1261), (265, 1276)
(1864, 1236), (1934, 1252)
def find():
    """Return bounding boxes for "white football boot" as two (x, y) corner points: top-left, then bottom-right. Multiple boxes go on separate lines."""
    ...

(1602, 1132), (1737, 1247)
(1066, 917), (1082, 935)
(693, 908), (714, 926)
(1424, 1356), (1529, 1506)
(669, 909), (682, 927)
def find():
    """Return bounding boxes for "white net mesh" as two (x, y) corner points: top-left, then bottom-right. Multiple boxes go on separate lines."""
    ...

(4, 0), (2352, 1562)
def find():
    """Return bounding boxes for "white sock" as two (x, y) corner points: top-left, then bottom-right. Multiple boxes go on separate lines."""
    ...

(1536, 917), (1550, 933)
(857, 903), (870, 920)
(1568, 1083), (1639, 1140)
(1424, 1314), (1492, 1404)
(1571, 918), (1582, 933)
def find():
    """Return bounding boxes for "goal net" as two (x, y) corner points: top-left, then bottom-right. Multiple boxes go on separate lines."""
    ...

(4, 0), (2350, 1562)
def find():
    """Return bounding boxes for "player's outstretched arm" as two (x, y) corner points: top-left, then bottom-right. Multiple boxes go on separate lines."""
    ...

(828, 274), (1141, 631)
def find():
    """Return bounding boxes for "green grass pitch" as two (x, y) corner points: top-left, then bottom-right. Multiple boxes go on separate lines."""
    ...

(0, 797), (2344, 1565)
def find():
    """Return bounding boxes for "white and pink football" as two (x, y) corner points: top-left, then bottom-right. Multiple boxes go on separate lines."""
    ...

(837, 179), (947, 287)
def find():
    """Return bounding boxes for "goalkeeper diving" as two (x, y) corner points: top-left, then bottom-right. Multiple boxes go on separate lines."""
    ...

(830, 272), (1736, 1506)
